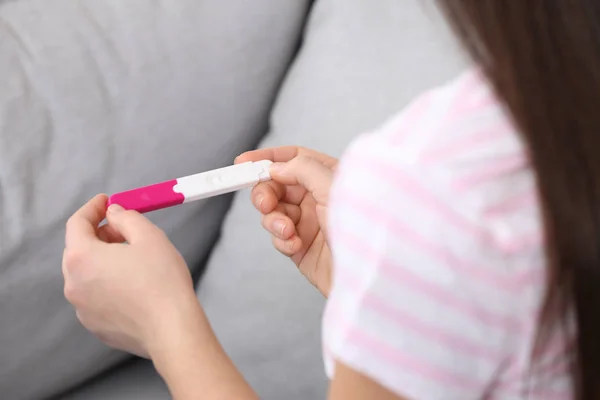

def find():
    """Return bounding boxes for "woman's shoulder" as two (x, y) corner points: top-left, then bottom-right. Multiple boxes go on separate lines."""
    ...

(334, 66), (546, 296)
(371, 67), (518, 165)
(342, 67), (539, 247)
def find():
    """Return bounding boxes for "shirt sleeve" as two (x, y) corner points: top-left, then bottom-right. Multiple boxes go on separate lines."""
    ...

(323, 132), (520, 400)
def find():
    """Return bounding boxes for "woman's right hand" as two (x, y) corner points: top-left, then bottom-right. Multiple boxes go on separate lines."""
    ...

(235, 147), (337, 298)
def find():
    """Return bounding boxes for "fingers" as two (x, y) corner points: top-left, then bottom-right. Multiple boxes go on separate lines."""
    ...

(261, 202), (302, 256)
(269, 156), (334, 205)
(261, 203), (301, 240)
(243, 147), (338, 209)
(271, 235), (302, 257)
(104, 204), (165, 244)
(236, 146), (337, 168)
(96, 223), (126, 244)
(251, 180), (309, 209)
(61, 248), (69, 278)
(65, 194), (109, 248)
(251, 180), (286, 213)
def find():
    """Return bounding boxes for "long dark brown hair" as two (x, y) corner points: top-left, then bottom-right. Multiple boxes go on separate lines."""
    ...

(437, 1), (600, 398)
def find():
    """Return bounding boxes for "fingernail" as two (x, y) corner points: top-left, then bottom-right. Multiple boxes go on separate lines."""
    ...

(273, 220), (286, 236)
(107, 204), (124, 214)
(255, 194), (265, 210)
(269, 162), (285, 174)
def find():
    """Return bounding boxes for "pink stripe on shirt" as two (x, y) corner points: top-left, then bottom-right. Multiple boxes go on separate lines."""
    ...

(333, 226), (523, 333)
(333, 264), (510, 362)
(326, 300), (485, 391)
(335, 184), (529, 290)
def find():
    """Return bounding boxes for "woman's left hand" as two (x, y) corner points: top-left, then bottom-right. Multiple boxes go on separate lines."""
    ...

(62, 194), (201, 359)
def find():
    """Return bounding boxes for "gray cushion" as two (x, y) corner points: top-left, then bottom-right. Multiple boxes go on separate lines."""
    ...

(198, 0), (466, 399)
(0, 1), (310, 399)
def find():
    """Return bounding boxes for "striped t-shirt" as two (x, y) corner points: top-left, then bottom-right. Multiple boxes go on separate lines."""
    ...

(323, 68), (573, 399)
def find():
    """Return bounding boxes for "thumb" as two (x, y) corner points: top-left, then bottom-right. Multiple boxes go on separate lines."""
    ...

(105, 204), (164, 244)
(269, 155), (334, 205)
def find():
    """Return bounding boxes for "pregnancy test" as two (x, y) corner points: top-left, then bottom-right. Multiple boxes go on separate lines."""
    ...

(107, 160), (272, 214)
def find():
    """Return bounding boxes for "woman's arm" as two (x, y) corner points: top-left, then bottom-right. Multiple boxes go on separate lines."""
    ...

(151, 299), (404, 400)
(61, 195), (258, 399)
(330, 363), (406, 400)
(61, 185), (406, 400)
(150, 298), (258, 400)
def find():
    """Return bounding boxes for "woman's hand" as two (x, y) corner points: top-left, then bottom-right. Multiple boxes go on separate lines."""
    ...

(236, 146), (337, 297)
(62, 194), (201, 359)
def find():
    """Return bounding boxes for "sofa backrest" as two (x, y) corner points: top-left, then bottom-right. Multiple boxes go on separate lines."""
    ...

(0, 1), (310, 398)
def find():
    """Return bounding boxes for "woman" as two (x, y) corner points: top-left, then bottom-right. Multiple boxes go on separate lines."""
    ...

(62, 2), (600, 398)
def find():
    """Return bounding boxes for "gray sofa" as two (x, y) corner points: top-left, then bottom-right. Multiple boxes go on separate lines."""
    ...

(0, 1), (465, 399)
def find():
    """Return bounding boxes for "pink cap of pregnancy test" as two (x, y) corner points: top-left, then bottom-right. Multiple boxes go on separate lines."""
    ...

(107, 180), (185, 214)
